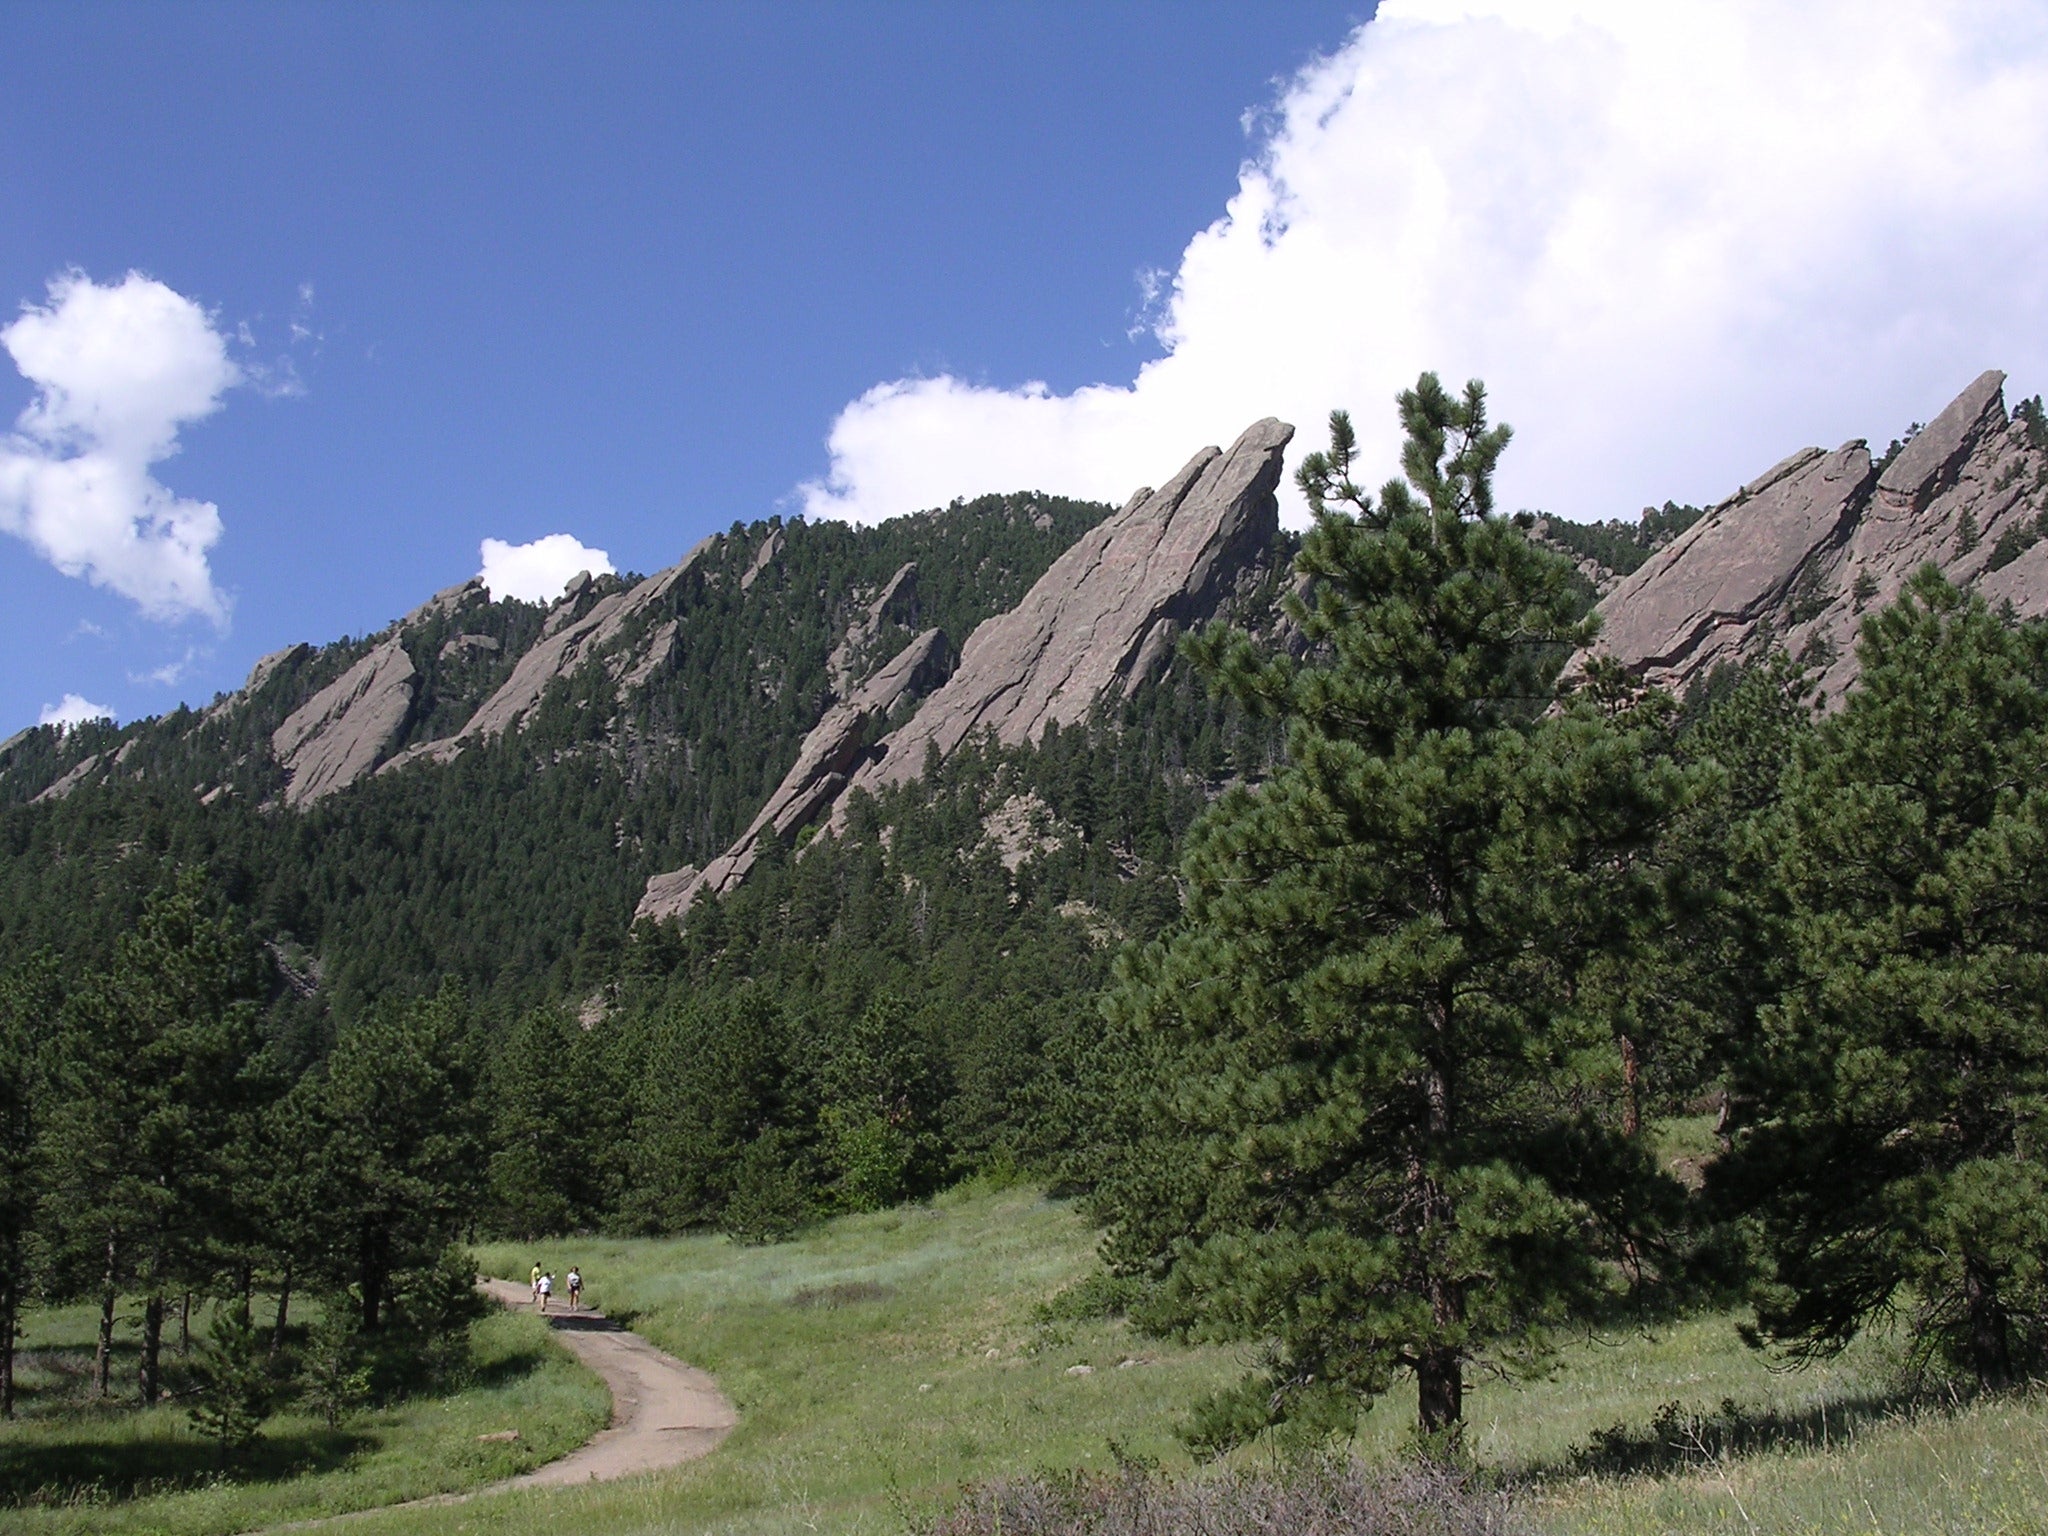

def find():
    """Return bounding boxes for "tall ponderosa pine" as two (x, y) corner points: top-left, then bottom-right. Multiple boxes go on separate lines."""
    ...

(36, 873), (269, 1403)
(1717, 570), (2048, 1389)
(0, 954), (57, 1417)
(307, 984), (486, 1332)
(1095, 377), (1694, 1448)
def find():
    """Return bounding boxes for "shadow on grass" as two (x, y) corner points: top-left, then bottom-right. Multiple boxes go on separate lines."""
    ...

(0, 1425), (373, 1510)
(1537, 1388), (1934, 1482)
(11, 1344), (142, 1413)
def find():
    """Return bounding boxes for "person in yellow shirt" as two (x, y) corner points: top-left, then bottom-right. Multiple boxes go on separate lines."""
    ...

(529, 1261), (543, 1305)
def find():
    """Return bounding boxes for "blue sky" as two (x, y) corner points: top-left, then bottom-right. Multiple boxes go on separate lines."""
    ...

(0, 2), (1366, 729)
(6, 1), (2048, 733)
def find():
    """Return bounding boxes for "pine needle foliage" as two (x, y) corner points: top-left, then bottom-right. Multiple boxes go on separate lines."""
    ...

(1716, 567), (2048, 1390)
(1092, 376), (1699, 1450)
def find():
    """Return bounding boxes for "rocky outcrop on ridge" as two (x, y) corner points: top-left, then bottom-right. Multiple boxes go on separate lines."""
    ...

(1580, 371), (2048, 701)
(636, 626), (951, 923)
(382, 534), (719, 773)
(833, 417), (1293, 817)
(272, 638), (419, 807)
(32, 751), (104, 804)
(827, 561), (920, 696)
(740, 527), (784, 592)
(632, 418), (1294, 923)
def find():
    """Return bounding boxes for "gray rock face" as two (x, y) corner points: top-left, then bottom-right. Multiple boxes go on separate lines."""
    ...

(740, 527), (784, 592)
(827, 561), (920, 696)
(636, 627), (951, 923)
(33, 752), (103, 804)
(1580, 371), (2048, 702)
(272, 639), (418, 807)
(834, 417), (1292, 816)
(634, 417), (1295, 925)
(384, 534), (719, 773)
(439, 633), (501, 661)
(201, 642), (312, 722)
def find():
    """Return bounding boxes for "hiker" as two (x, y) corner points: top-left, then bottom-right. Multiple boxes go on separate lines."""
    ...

(567, 1266), (583, 1311)
(538, 1270), (553, 1312)
(530, 1260), (542, 1304)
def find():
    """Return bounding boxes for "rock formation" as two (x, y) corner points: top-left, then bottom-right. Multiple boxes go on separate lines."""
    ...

(826, 561), (920, 696)
(834, 417), (1292, 816)
(740, 527), (784, 591)
(1580, 371), (2048, 701)
(635, 627), (950, 922)
(32, 752), (103, 803)
(383, 534), (719, 773)
(272, 638), (418, 807)
(632, 417), (1294, 923)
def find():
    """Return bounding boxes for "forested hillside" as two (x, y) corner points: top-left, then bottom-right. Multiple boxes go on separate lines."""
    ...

(0, 492), (1116, 1018)
(7, 376), (2048, 1467)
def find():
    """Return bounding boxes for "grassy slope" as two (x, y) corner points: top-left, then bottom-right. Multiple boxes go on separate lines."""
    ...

(12, 1184), (2044, 1535)
(0, 1303), (609, 1535)
(327, 1181), (2044, 1536)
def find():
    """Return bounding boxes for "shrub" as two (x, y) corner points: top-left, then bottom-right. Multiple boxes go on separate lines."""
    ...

(929, 1459), (1522, 1536)
(721, 1128), (813, 1243)
(296, 1299), (371, 1427)
(181, 1305), (277, 1464)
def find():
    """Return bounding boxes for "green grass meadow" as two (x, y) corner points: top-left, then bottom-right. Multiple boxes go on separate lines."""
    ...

(6, 1180), (2047, 1534)
(0, 1299), (608, 1535)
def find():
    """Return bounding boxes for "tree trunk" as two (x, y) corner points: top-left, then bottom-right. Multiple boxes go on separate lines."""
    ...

(93, 1235), (117, 1400)
(1619, 1032), (1642, 1139)
(179, 1292), (191, 1355)
(1966, 1261), (2014, 1393)
(1417, 1342), (1464, 1440)
(359, 1227), (385, 1333)
(1, 1281), (16, 1419)
(139, 1293), (165, 1406)
(271, 1263), (294, 1359)
(1416, 983), (1465, 1444)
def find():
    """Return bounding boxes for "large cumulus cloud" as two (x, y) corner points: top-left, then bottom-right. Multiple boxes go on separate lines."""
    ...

(0, 270), (239, 620)
(802, 0), (2048, 526)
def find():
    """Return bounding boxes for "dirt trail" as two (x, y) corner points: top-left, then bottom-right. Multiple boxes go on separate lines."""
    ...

(258, 1280), (734, 1531)
(475, 1277), (737, 1485)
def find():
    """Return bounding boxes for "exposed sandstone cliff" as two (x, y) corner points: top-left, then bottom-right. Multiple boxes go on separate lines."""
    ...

(272, 638), (418, 807)
(833, 416), (1292, 815)
(633, 417), (1294, 923)
(635, 626), (950, 922)
(1580, 371), (2048, 701)
(381, 534), (719, 774)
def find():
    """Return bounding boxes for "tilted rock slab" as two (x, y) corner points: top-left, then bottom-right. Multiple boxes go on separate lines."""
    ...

(272, 638), (418, 807)
(382, 534), (720, 773)
(827, 560), (920, 697)
(1580, 370), (2048, 702)
(832, 416), (1293, 819)
(636, 627), (951, 923)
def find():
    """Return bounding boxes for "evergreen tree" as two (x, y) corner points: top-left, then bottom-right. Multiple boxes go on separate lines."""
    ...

(306, 984), (486, 1331)
(1716, 569), (2048, 1389)
(1094, 378), (1695, 1448)
(181, 1302), (276, 1463)
(486, 1005), (623, 1236)
(0, 954), (56, 1417)
(34, 872), (269, 1403)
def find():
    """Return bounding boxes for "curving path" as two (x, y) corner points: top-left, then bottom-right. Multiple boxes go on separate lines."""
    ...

(475, 1278), (737, 1485)
(259, 1281), (735, 1531)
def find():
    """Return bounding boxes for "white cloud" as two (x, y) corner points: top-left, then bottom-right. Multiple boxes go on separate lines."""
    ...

(38, 693), (113, 731)
(802, 0), (2048, 527)
(478, 533), (615, 603)
(131, 647), (201, 687)
(0, 271), (240, 620)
